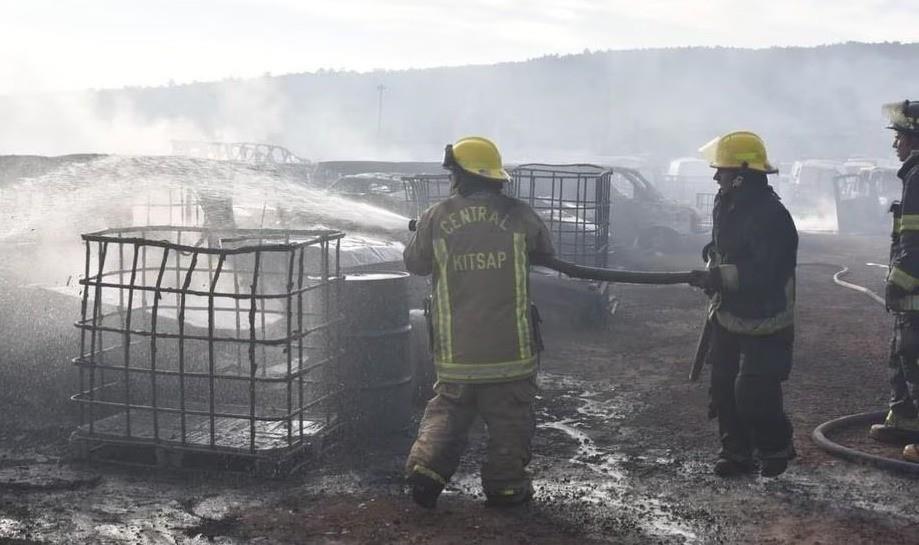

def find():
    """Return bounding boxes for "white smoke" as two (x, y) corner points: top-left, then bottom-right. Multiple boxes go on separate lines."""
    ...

(0, 74), (414, 161)
(0, 92), (203, 155)
(211, 77), (288, 144)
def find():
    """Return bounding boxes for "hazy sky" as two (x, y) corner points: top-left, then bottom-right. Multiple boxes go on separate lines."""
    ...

(3, 0), (919, 94)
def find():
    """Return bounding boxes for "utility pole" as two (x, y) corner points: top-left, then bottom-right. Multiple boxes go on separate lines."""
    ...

(376, 84), (387, 138)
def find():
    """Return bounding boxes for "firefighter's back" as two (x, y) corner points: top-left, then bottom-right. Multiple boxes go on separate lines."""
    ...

(426, 191), (549, 381)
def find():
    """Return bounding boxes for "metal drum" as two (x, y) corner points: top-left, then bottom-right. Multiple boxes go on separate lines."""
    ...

(342, 272), (413, 435)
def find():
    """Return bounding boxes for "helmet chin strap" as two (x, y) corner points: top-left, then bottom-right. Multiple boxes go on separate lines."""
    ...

(731, 162), (751, 188)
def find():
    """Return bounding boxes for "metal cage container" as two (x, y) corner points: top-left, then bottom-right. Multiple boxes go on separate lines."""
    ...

(510, 164), (612, 268)
(402, 174), (453, 218)
(695, 193), (716, 229)
(70, 226), (345, 475)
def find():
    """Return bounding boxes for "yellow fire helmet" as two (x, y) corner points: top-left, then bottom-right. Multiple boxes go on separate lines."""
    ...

(883, 100), (919, 135)
(442, 136), (510, 182)
(699, 130), (778, 174)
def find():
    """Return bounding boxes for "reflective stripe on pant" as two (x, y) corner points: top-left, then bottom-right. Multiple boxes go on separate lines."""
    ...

(889, 313), (919, 418)
(404, 378), (537, 496)
(707, 321), (794, 461)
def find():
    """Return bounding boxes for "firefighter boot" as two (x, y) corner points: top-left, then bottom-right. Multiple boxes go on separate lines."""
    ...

(407, 471), (445, 509)
(869, 411), (919, 444)
(759, 444), (796, 478)
(713, 458), (755, 477)
(485, 482), (534, 508)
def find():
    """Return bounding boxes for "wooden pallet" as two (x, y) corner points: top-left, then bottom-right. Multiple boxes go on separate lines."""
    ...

(70, 407), (338, 477)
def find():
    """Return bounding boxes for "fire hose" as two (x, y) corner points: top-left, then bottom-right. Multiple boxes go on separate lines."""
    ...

(407, 220), (696, 284)
(532, 255), (695, 285)
(800, 263), (919, 476)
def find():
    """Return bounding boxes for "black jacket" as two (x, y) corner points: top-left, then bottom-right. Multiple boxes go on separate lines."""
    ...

(888, 152), (919, 304)
(708, 180), (798, 334)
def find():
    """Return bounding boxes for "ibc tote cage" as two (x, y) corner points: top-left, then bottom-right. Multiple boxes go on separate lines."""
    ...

(511, 164), (611, 268)
(402, 174), (453, 218)
(403, 167), (612, 268)
(71, 226), (345, 475)
(695, 193), (716, 229)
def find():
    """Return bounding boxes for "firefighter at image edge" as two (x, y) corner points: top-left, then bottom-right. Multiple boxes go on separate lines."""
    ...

(402, 136), (554, 508)
(687, 131), (799, 478)
(870, 99), (919, 463)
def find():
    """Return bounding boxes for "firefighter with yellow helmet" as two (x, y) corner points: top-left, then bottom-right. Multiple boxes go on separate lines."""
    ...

(688, 131), (799, 477)
(870, 100), (919, 462)
(403, 136), (554, 507)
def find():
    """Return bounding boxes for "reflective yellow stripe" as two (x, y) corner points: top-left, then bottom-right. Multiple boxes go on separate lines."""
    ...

(894, 217), (902, 234)
(513, 233), (532, 360)
(412, 464), (447, 485)
(890, 295), (919, 311)
(900, 214), (919, 232)
(717, 264), (740, 292)
(715, 277), (795, 336)
(889, 265), (919, 292)
(435, 357), (537, 383)
(733, 151), (760, 161)
(433, 239), (453, 362)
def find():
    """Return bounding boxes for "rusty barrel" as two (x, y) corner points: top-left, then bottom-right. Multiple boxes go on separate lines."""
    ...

(342, 272), (413, 435)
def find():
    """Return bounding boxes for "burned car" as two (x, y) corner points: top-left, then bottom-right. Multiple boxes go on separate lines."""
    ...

(834, 166), (901, 235)
(512, 164), (704, 256)
(609, 167), (706, 251)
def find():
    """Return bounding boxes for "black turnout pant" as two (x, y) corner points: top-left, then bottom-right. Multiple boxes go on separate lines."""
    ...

(707, 321), (794, 462)
(889, 313), (919, 418)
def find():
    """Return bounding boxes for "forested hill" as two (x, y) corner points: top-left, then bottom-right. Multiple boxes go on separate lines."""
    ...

(35, 42), (919, 162)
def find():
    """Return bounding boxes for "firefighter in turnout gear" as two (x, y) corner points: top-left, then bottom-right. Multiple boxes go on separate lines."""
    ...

(870, 100), (919, 461)
(689, 131), (798, 478)
(403, 136), (554, 508)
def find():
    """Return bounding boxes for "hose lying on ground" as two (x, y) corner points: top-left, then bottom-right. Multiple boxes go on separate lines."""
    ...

(534, 255), (694, 285)
(799, 263), (919, 475)
(812, 411), (919, 476)
(799, 262), (886, 307)
(831, 266), (886, 307)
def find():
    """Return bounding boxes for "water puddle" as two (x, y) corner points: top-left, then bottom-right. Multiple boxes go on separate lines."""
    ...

(0, 517), (25, 538)
(444, 373), (700, 543)
(539, 420), (626, 479)
(539, 374), (699, 542)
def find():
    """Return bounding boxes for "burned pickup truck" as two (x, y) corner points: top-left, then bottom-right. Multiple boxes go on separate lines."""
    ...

(608, 167), (706, 251)
(834, 166), (900, 235)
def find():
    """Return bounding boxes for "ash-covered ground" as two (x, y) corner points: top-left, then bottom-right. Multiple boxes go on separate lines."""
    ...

(0, 219), (914, 544)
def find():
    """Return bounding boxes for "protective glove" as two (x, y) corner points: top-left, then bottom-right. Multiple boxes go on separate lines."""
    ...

(688, 269), (722, 295)
(701, 242), (716, 265)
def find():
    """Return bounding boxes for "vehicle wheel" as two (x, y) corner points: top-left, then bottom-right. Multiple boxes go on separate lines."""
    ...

(635, 226), (680, 252)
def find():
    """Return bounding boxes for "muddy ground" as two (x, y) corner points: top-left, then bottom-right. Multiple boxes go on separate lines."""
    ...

(0, 232), (916, 544)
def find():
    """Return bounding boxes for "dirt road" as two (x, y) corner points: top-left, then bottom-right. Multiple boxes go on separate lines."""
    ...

(0, 233), (916, 544)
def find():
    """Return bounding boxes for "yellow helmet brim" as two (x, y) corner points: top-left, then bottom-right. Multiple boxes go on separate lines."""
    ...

(698, 131), (777, 174)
